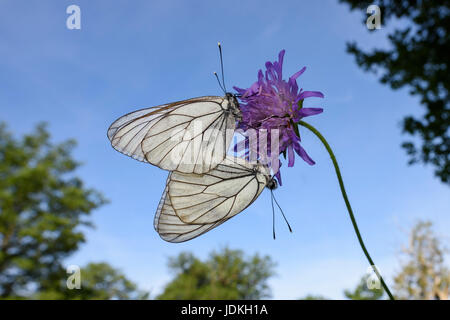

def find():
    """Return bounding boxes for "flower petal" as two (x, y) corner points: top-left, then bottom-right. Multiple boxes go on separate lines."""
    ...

(290, 67), (306, 81)
(298, 108), (323, 118)
(298, 90), (324, 100)
(293, 143), (315, 165)
(274, 170), (282, 186)
(287, 145), (295, 167)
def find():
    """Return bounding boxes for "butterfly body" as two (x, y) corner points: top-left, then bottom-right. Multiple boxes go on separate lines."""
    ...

(223, 92), (241, 121)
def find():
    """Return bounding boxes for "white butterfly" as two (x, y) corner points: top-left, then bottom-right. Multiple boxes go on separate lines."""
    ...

(107, 94), (241, 174)
(154, 156), (278, 243)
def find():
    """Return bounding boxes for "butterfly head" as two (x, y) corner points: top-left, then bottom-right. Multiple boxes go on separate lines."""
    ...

(267, 177), (278, 190)
(253, 162), (277, 190)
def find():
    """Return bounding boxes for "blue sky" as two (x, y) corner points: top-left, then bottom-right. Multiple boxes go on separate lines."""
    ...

(1, 0), (449, 299)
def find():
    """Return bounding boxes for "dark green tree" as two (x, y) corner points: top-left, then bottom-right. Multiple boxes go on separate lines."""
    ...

(344, 275), (384, 300)
(36, 262), (149, 300)
(157, 248), (275, 300)
(300, 294), (329, 300)
(0, 123), (107, 298)
(339, 0), (450, 184)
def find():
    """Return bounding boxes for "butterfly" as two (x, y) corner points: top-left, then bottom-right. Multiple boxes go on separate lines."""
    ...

(154, 156), (278, 243)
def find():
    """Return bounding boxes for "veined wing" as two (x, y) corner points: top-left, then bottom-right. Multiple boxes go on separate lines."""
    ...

(167, 156), (270, 225)
(154, 174), (226, 243)
(107, 103), (171, 162)
(107, 95), (239, 174)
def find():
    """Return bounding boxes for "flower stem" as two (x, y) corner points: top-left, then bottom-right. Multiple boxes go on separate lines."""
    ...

(298, 120), (395, 300)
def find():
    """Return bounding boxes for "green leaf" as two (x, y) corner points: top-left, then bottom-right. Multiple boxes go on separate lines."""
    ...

(292, 120), (301, 139)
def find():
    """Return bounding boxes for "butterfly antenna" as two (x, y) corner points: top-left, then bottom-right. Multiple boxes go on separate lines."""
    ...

(213, 71), (226, 94)
(272, 192), (293, 233)
(218, 42), (227, 92)
(271, 190), (276, 239)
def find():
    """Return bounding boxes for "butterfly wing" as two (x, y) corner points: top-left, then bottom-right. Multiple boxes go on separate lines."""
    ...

(168, 156), (270, 224)
(107, 96), (237, 174)
(154, 174), (226, 243)
(107, 104), (171, 162)
(154, 157), (270, 242)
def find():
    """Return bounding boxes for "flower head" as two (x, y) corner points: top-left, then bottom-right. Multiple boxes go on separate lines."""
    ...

(233, 50), (324, 184)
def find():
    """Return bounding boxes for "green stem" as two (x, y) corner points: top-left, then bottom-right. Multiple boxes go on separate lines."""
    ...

(298, 120), (395, 300)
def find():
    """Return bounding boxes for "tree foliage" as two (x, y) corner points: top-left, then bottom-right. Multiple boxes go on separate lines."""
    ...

(36, 262), (149, 300)
(157, 247), (275, 300)
(0, 123), (150, 299)
(344, 275), (384, 300)
(300, 294), (329, 300)
(394, 221), (449, 299)
(340, 0), (450, 184)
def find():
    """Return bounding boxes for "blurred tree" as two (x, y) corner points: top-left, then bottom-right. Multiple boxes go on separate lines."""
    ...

(36, 262), (149, 300)
(300, 294), (329, 300)
(394, 221), (449, 299)
(0, 123), (108, 298)
(339, 0), (450, 184)
(344, 275), (384, 300)
(157, 248), (275, 300)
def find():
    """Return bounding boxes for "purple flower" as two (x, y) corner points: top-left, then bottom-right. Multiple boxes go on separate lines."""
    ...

(233, 50), (324, 184)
